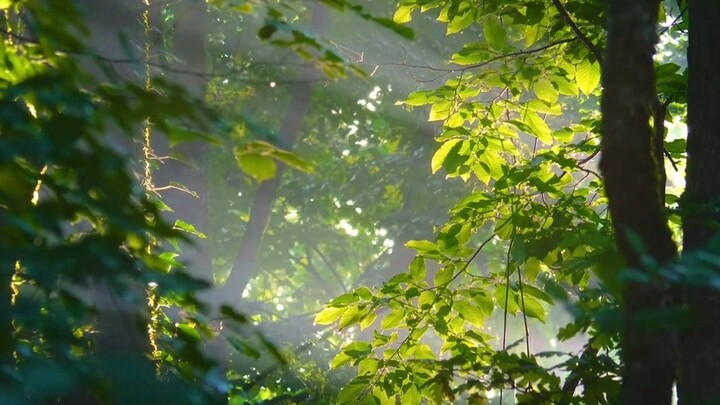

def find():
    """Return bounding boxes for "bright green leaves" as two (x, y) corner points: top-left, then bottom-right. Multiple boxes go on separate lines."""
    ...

(314, 287), (376, 331)
(576, 59), (601, 96)
(324, 0), (622, 401)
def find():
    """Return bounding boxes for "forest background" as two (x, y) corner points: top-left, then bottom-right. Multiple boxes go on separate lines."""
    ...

(0, 0), (714, 404)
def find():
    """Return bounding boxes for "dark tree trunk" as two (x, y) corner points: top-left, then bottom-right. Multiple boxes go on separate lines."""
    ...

(678, 1), (720, 403)
(600, 1), (677, 404)
(0, 264), (14, 387)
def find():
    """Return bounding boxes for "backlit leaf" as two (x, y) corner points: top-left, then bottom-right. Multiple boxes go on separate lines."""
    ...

(431, 139), (462, 173)
(576, 59), (601, 95)
(483, 17), (507, 50)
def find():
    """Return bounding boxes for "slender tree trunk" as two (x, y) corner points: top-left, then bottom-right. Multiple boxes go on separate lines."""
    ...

(600, 1), (677, 404)
(213, 5), (327, 308)
(678, 1), (720, 403)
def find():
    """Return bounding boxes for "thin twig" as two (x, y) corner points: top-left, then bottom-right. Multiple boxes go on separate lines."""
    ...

(310, 245), (348, 293)
(517, 267), (531, 356)
(499, 235), (515, 405)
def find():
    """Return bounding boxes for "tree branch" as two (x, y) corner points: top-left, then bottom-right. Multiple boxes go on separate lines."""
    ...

(551, 0), (604, 63)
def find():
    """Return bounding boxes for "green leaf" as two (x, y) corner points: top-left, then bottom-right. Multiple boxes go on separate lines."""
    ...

(404, 91), (430, 106)
(576, 59), (601, 96)
(431, 139), (462, 173)
(337, 383), (367, 404)
(344, 341), (373, 357)
(447, 9), (474, 35)
(358, 358), (380, 376)
(534, 78), (558, 104)
(315, 306), (347, 325)
(235, 152), (277, 181)
(472, 291), (494, 317)
(454, 299), (485, 327)
(393, 5), (414, 23)
(428, 100), (453, 121)
(419, 291), (437, 309)
(166, 126), (219, 147)
(173, 219), (207, 239)
(409, 257), (426, 281)
(329, 292), (359, 307)
(524, 257), (542, 282)
(520, 295), (546, 322)
(406, 239), (439, 254)
(359, 312), (377, 330)
(227, 336), (261, 359)
(330, 351), (353, 369)
(555, 76), (579, 96)
(483, 17), (507, 50)
(434, 265), (454, 286)
(401, 384), (422, 405)
(355, 286), (373, 300)
(524, 24), (542, 47)
(521, 284), (554, 305)
(522, 110), (553, 143)
(271, 149), (315, 173)
(339, 305), (363, 330)
(381, 308), (405, 330)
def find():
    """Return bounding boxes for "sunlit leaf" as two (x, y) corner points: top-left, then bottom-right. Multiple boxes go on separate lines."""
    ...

(522, 110), (553, 144)
(381, 308), (405, 330)
(454, 299), (485, 327)
(534, 78), (558, 104)
(576, 59), (601, 96)
(315, 306), (347, 325)
(431, 139), (462, 173)
(394, 5), (414, 23)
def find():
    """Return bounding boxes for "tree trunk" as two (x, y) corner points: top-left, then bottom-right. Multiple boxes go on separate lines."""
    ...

(213, 5), (327, 308)
(600, 1), (677, 404)
(678, 0), (720, 403)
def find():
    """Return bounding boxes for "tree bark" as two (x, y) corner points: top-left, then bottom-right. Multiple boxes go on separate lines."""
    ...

(600, 1), (677, 404)
(678, 0), (720, 403)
